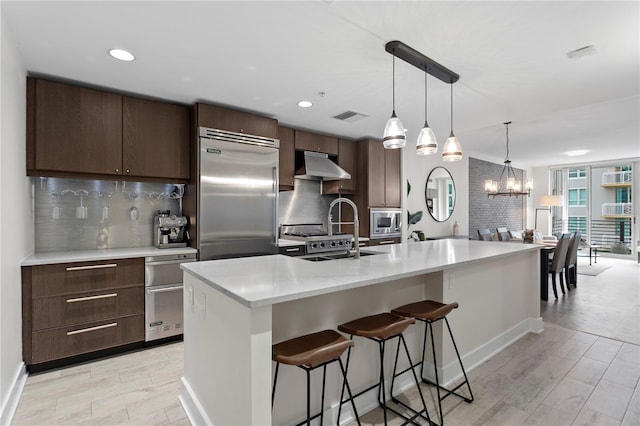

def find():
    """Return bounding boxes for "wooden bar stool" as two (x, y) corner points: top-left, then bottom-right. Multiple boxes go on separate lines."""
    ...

(337, 313), (432, 425)
(391, 301), (473, 426)
(272, 329), (360, 426)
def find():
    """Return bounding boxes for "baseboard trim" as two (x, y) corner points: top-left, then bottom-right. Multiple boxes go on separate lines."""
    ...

(179, 376), (213, 426)
(0, 362), (28, 426)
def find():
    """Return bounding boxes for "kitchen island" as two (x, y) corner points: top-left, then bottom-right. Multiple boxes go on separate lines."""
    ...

(180, 239), (542, 425)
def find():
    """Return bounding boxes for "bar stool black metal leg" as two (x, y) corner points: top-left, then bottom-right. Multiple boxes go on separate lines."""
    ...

(445, 318), (474, 403)
(337, 358), (361, 426)
(319, 365), (327, 426)
(306, 368), (311, 425)
(337, 340), (354, 422)
(428, 322), (444, 426)
(272, 362), (280, 408)
(379, 339), (388, 425)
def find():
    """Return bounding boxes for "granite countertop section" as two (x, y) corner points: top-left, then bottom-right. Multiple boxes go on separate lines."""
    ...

(22, 246), (198, 266)
(182, 239), (541, 308)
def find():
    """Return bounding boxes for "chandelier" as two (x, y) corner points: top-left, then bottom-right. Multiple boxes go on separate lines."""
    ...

(485, 122), (532, 197)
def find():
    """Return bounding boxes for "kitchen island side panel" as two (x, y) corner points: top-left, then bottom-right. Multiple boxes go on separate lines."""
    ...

(182, 273), (271, 426)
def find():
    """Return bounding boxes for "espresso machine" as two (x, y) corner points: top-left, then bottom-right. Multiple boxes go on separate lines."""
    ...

(154, 210), (188, 248)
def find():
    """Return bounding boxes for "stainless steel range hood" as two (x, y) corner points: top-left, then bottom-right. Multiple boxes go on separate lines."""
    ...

(296, 151), (351, 181)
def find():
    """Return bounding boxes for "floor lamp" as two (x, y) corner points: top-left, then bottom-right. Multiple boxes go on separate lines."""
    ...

(534, 195), (563, 234)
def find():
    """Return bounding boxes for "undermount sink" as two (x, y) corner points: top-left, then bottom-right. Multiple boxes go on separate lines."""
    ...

(300, 250), (380, 262)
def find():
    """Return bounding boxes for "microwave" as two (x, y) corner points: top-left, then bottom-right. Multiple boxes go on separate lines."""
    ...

(370, 208), (402, 239)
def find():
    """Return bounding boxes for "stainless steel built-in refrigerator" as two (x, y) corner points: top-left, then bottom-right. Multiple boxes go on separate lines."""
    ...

(197, 127), (279, 261)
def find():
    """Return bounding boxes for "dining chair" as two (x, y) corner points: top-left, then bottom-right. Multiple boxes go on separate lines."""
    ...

(565, 231), (581, 288)
(549, 233), (571, 299)
(477, 228), (493, 241)
(496, 227), (511, 241)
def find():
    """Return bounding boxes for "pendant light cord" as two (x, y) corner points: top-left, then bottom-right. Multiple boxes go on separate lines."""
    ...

(424, 72), (428, 123)
(392, 53), (396, 112)
(450, 82), (454, 132)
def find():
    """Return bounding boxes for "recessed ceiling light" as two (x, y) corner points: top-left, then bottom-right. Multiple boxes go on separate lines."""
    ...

(297, 100), (313, 108)
(109, 48), (135, 62)
(566, 150), (589, 156)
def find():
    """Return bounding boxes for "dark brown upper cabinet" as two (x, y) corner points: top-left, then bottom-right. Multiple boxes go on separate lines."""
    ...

(294, 130), (339, 155)
(123, 96), (190, 180)
(28, 78), (123, 176)
(322, 138), (356, 194)
(278, 126), (295, 190)
(194, 103), (278, 139)
(26, 78), (190, 182)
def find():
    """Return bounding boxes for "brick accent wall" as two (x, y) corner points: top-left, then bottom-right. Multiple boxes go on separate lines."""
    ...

(469, 157), (526, 239)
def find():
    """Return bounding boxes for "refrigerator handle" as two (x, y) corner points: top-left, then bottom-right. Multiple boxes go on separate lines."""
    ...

(273, 166), (279, 244)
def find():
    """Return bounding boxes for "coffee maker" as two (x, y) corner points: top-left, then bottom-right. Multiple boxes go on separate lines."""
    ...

(154, 210), (188, 248)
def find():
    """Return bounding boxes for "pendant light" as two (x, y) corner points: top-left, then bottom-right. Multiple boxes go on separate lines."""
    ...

(416, 72), (438, 155)
(442, 82), (463, 162)
(382, 53), (406, 149)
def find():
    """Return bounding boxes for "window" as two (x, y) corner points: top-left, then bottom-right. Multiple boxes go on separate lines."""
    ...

(568, 216), (587, 234)
(568, 188), (586, 206)
(568, 168), (586, 179)
(616, 187), (630, 203)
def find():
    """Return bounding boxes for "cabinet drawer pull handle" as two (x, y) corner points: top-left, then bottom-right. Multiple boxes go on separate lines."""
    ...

(146, 285), (183, 294)
(379, 240), (395, 245)
(66, 263), (117, 271)
(66, 293), (117, 303)
(66, 322), (117, 336)
(285, 247), (300, 252)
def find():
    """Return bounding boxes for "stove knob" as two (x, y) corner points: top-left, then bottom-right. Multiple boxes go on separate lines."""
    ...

(310, 243), (317, 249)
(319, 242), (325, 248)
(337, 241), (343, 246)
(330, 241), (336, 247)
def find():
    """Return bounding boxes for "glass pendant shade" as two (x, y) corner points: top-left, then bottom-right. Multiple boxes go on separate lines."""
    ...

(382, 111), (406, 149)
(416, 123), (438, 155)
(442, 131), (462, 162)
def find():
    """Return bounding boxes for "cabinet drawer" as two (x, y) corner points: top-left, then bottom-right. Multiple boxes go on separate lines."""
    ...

(31, 315), (144, 364)
(32, 286), (144, 331)
(278, 245), (306, 257)
(368, 237), (401, 246)
(30, 258), (144, 298)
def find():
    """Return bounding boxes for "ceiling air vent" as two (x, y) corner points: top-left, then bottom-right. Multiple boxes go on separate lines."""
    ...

(332, 110), (368, 123)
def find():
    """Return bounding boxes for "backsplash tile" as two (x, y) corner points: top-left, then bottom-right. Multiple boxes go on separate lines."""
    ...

(33, 177), (182, 252)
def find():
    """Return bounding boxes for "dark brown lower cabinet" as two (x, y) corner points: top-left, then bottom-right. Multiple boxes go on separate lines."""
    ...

(22, 258), (145, 368)
(31, 315), (144, 364)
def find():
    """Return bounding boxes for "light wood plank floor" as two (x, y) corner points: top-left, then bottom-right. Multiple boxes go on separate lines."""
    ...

(12, 258), (640, 426)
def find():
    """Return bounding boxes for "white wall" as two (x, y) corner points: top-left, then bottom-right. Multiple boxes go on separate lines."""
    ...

(0, 10), (30, 424)
(528, 166), (552, 233)
(403, 145), (469, 240)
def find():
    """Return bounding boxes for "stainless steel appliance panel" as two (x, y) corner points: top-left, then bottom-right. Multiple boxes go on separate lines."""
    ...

(145, 283), (184, 341)
(198, 133), (279, 260)
(144, 253), (196, 341)
(370, 208), (402, 239)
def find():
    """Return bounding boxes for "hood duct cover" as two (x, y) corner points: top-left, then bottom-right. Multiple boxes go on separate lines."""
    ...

(297, 151), (351, 181)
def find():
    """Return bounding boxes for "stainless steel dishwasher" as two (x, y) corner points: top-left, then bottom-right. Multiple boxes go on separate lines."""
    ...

(144, 253), (196, 341)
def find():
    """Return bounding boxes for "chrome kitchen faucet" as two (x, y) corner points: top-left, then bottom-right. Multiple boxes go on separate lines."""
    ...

(328, 198), (360, 259)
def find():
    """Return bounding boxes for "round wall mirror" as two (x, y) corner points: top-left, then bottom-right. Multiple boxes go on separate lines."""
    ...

(425, 167), (456, 222)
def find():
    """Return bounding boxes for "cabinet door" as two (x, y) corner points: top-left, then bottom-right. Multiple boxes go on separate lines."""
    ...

(196, 103), (278, 139)
(384, 147), (401, 207)
(367, 140), (387, 207)
(294, 130), (339, 155)
(123, 96), (190, 179)
(32, 79), (122, 175)
(323, 138), (356, 194)
(278, 126), (295, 190)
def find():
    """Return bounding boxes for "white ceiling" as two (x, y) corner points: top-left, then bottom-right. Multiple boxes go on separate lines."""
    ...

(3, 1), (639, 168)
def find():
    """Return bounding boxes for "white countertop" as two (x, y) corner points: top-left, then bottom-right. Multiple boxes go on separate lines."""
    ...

(22, 246), (198, 266)
(182, 239), (541, 308)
